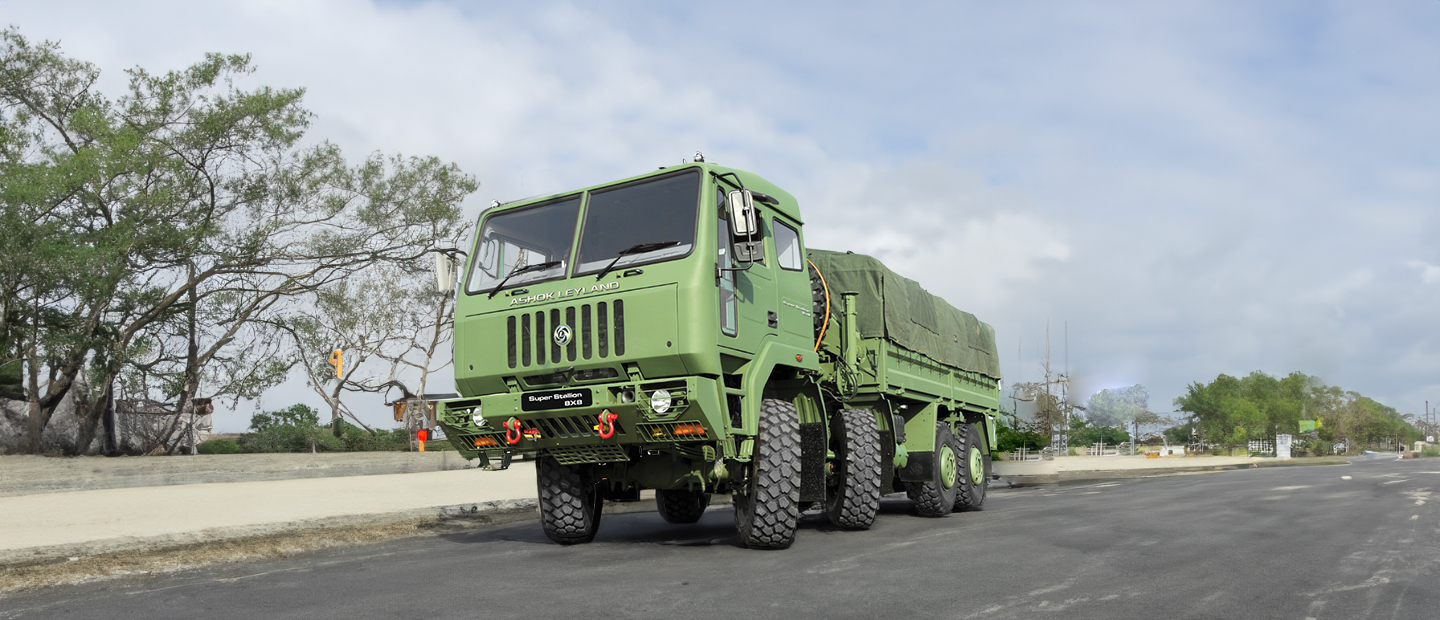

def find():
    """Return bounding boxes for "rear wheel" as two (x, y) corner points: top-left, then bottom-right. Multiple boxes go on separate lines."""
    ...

(733, 399), (802, 549)
(826, 408), (882, 529)
(906, 423), (959, 517)
(537, 456), (603, 544)
(954, 423), (989, 511)
(657, 489), (711, 524)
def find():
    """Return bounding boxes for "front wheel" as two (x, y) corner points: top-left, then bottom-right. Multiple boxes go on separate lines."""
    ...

(537, 455), (603, 544)
(733, 399), (802, 549)
(907, 423), (959, 517)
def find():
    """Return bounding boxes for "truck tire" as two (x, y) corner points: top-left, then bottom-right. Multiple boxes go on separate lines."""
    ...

(657, 489), (711, 524)
(733, 399), (802, 549)
(826, 408), (882, 529)
(906, 423), (959, 517)
(537, 455), (603, 544)
(954, 423), (989, 511)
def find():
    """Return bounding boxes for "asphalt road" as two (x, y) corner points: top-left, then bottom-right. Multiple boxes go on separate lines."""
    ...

(5, 456), (1438, 620)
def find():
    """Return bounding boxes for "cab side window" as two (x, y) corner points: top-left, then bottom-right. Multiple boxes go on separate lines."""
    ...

(775, 219), (802, 271)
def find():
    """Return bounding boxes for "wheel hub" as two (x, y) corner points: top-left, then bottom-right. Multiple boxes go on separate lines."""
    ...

(939, 444), (958, 489)
(969, 446), (985, 486)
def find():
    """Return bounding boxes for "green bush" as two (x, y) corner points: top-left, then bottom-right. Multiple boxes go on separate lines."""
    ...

(1421, 445), (1440, 458)
(240, 423), (343, 453)
(336, 423), (408, 451)
(197, 438), (243, 454)
(1071, 424), (1130, 448)
(232, 403), (427, 453)
(996, 422), (1049, 452)
(239, 404), (341, 453)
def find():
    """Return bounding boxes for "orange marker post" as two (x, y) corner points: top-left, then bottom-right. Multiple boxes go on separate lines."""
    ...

(417, 428), (428, 452)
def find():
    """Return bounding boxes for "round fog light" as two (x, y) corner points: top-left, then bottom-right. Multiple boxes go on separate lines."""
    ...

(471, 408), (485, 427)
(650, 389), (672, 414)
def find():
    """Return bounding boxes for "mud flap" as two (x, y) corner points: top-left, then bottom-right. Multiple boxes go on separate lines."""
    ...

(878, 429), (896, 494)
(799, 421), (826, 502)
(898, 451), (934, 482)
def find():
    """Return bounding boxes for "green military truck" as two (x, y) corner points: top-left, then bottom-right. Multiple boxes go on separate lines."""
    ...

(435, 161), (1002, 549)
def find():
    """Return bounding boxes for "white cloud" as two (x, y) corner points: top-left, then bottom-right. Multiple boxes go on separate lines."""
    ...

(1409, 261), (1440, 286)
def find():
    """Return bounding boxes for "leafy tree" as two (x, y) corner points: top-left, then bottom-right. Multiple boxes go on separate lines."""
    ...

(1174, 371), (1418, 451)
(1070, 414), (1131, 447)
(0, 28), (476, 454)
(249, 403), (321, 432)
(1085, 385), (1149, 428)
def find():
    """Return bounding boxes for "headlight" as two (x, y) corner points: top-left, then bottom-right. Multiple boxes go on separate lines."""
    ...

(471, 407), (485, 427)
(650, 389), (672, 414)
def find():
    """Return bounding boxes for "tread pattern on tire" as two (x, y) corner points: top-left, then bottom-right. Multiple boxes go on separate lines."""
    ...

(734, 399), (802, 549)
(954, 423), (989, 512)
(907, 422), (957, 518)
(657, 489), (711, 524)
(537, 455), (602, 544)
(827, 408), (882, 529)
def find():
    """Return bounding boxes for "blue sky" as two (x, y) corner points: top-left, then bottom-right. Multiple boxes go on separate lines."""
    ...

(6, 1), (1439, 430)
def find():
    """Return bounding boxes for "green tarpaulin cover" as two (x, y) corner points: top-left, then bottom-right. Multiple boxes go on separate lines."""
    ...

(808, 249), (1001, 379)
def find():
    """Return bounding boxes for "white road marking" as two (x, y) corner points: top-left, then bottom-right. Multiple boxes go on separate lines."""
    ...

(1382, 479), (1411, 485)
(1341, 476), (1352, 480)
(1272, 485), (1311, 491)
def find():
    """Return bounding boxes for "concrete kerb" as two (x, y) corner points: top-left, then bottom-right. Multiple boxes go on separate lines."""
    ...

(995, 455), (1353, 487)
(0, 491), (733, 595)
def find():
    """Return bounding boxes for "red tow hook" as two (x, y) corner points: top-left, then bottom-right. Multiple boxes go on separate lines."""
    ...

(504, 418), (523, 445)
(598, 411), (619, 439)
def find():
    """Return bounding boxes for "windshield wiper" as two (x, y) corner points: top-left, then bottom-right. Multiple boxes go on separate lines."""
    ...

(594, 241), (679, 281)
(488, 261), (562, 299)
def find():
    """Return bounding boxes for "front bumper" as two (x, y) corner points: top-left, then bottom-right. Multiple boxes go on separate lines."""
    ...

(437, 375), (723, 465)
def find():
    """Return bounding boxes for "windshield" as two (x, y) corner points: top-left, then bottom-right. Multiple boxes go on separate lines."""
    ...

(574, 170), (700, 275)
(466, 196), (581, 294)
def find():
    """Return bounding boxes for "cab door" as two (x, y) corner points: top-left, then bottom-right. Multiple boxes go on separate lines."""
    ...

(771, 215), (813, 346)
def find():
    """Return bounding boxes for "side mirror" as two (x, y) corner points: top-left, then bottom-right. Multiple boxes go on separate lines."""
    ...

(726, 189), (764, 263)
(435, 253), (458, 293)
(727, 190), (758, 236)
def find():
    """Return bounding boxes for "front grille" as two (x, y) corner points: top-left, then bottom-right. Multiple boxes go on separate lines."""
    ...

(549, 444), (630, 465)
(507, 301), (627, 368)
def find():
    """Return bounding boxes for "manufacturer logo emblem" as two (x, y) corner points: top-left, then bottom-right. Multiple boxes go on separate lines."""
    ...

(553, 324), (573, 347)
